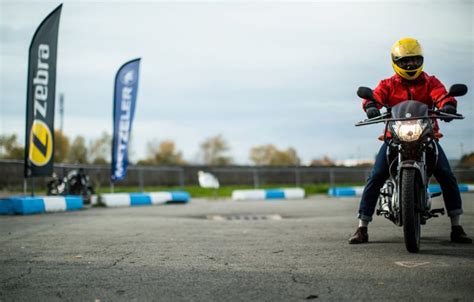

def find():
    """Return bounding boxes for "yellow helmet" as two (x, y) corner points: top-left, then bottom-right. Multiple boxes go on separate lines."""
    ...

(391, 37), (424, 80)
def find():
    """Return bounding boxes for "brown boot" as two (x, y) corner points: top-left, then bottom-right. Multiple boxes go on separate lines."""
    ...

(349, 227), (368, 244)
(451, 226), (472, 244)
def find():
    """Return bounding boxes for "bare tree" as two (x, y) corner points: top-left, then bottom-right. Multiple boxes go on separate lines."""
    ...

(0, 134), (23, 160)
(200, 134), (233, 165)
(141, 139), (186, 165)
(458, 152), (474, 168)
(249, 144), (300, 166)
(89, 131), (111, 164)
(54, 130), (70, 163)
(67, 136), (88, 164)
(309, 155), (335, 167)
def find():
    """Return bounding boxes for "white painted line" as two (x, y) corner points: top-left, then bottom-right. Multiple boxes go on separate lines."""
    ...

(395, 261), (430, 268)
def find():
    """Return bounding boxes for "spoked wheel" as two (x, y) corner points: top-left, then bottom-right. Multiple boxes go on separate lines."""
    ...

(401, 169), (421, 253)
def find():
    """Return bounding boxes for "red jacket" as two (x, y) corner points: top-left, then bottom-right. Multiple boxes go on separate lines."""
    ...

(363, 72), (457, 136)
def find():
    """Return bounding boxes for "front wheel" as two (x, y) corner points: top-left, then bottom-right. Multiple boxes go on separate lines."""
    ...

(401, 169), (421, 253)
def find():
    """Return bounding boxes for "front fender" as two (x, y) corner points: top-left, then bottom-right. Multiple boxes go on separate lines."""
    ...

(398, 160), (426, 186)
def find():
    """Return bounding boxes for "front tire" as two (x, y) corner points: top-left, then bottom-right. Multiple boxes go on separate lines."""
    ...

(401, 169), (421, 253)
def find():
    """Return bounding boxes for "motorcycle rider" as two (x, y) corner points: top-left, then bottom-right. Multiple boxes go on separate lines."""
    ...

(349, 37), (472, 244)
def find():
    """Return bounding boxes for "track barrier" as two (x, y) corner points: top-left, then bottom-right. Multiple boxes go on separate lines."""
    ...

(0, 196), (83, 215)
(100, 191), (190, 207)
(232, 188), (305, 201)
(328, 184), (474, 197)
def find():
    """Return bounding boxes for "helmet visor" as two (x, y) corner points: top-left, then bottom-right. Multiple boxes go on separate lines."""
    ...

(394, 55), (423, 70)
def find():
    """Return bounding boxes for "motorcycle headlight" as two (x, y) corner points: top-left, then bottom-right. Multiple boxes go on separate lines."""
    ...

(390, 119), (427, 142)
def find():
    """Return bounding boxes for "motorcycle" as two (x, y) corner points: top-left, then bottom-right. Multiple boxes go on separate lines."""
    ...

(355, 84), (468, 253)
(47, 168), (95, 204)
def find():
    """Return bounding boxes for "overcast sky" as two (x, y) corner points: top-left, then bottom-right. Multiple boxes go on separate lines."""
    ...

(1, 0), (473, 164)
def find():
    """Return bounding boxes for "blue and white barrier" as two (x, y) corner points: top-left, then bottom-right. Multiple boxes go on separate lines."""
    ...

(328, 184), (474, 197)
(0, 196), (83, 215)
(100, 191), (190, 207)
(427, 184), (473, 194)
(328, 187), (365, 197)
(232, 188), (305, 201)
(0, 199), (14, 215)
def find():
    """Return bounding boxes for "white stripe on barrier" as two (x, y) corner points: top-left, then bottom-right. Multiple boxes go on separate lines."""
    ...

(354, 187), (365, 196)
(101, 193), (131, 207)
(232, 188), (306, 201)
(1, 196), (83, 215)
(149, 192), (172, 205)
(282, 188), (305, 199)
(91, 195), (99, 206)
(232, 190), (266, 201)
(43, 196), (67, 212)
(99, 192), (190, 207)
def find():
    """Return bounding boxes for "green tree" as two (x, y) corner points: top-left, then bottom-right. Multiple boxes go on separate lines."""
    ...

(200, 134), (233, 165)
(54, 130), (70, 163)
(249, 144), (300, 166)
(67, 136), (88, 164)
(0, 134), (24, 160)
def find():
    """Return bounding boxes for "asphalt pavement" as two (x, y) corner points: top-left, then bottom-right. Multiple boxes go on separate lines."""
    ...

(1, 194), (473, 301)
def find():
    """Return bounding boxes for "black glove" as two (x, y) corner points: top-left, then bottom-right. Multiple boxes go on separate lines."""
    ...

(365, 103), (381, 119)
(440, 104), (456, 122)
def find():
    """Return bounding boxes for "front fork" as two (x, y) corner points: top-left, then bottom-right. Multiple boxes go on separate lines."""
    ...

(377, 149), (444, 224)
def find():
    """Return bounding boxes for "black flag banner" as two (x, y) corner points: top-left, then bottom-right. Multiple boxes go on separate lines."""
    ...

(24, 4), (62, 177)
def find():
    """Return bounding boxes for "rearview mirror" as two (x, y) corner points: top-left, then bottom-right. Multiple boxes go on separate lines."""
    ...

(357, 87), (376, 102)
(448, 84), (468, 97)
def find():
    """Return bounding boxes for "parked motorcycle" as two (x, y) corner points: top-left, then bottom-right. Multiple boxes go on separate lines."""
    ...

(355, 84), (468, 252)
(47, 168), (95, 204)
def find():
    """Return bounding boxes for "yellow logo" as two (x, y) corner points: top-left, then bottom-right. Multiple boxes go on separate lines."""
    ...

(29, 120), (53, 166)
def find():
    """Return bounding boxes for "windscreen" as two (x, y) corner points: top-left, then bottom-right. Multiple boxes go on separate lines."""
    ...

(391, 100), (428, 119)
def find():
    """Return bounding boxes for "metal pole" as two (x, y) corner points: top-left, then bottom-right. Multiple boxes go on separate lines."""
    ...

(179, 168), (185, 188)
(110, 180), (114, 193)
(295, 167), (301, 187)
(59, 93), (64, 133)
(253, 169), (259, 188)
(139, 168), (144, 192)
(329, 169), (335, 188)
(23, 178), (27, 195)
(30, 178), (35, 197)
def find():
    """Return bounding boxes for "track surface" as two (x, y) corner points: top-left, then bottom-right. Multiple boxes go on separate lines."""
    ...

(1, 194), (473, 301)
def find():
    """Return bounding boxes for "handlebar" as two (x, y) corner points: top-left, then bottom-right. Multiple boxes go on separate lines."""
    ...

(355, 111), (464, 127)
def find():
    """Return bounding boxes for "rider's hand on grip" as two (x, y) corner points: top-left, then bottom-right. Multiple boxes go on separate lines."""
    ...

(365, 103), (381, 119)
(440, 104), (456, 122)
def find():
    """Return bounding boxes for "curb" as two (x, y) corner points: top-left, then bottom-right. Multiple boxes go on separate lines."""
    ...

(232, 188), (305, 201)
(328, 184), (474, 197)
(100, 191), (190, 207)
(0, 196), (83, 215)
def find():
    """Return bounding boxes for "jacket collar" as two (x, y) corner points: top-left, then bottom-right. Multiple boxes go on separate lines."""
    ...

(392, 72), (428, 84)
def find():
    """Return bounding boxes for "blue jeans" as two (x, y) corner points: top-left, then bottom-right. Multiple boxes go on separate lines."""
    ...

(358, 142), (463, 221)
